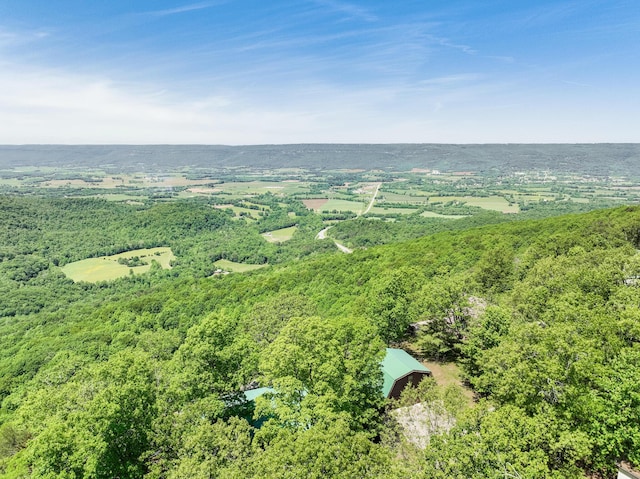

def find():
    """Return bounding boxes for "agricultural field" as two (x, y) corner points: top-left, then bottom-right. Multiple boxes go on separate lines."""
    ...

(302, 198), (330, 210)
(61, 247), (175, 282)
(369, 206), (419, 215)
(215, 181), (310, 197)
(320, 198), (366, 214)
(177, 189), (216, 199)
(379, 191), (429, 204)
(85, 193), (148, 202)
(420, 211), (467, 219)
(428, 195), (520, 213)
(303, 198), (365, 214)
(0, 178), (23, 186)
(213, 259), (268, 273)
(262, 226), (298, 243)
(213, 204), (262, 220)
(3, 151), (640, 229)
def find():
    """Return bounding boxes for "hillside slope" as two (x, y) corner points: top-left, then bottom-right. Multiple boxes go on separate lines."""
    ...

(1, 205), (640, 477)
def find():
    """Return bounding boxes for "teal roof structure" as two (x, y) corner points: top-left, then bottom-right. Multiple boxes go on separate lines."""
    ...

(243, 349), (429, 403)
(381, 348), (431, 398)
(243, 386), (274, 402)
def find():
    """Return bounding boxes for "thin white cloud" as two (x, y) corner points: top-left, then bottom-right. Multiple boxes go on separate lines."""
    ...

(418, 74), (483, 87)
(431, 36), (476, 55)
(562, 80), (591, 87)
(0, 27), (50, 48)
(143, 1), (225, 17)
(517, 1), (585, 29)
(0, 58), (484, 144)
(0, 62), (326, 144)
(311, 0), (377, 22)
(0, 35), (637, 144)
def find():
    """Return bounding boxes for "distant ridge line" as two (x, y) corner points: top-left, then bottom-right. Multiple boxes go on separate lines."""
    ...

(0, 144), (639, 175)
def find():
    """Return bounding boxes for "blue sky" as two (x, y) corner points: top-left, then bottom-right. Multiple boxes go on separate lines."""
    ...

(0, 0), (638, 143)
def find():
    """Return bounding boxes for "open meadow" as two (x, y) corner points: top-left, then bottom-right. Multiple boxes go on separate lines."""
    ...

(262, 226), (298, 243)
(213, 259), (268, 273)
(61, 247), (175, 282)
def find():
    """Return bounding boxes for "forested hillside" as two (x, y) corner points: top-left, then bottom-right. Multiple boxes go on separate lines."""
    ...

(1, 197), (640, 478)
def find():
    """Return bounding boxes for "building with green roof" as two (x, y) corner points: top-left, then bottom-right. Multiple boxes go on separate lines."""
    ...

(381, 348), (431, 399)
(243, 348), (431, 404)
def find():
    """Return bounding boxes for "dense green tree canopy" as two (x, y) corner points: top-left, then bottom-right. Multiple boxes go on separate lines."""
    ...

(1, 197), (640, 477)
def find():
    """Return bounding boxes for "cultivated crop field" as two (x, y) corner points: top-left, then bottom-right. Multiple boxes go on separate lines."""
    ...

(302, 198), (330, 210)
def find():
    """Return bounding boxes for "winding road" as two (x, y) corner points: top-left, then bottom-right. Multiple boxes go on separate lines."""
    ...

(316, 226), (352, 254)
(315, 182), (380, 254)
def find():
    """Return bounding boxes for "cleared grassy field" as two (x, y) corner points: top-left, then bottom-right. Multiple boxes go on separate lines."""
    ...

(369, 206), (419, 215)
(429, 196), (519, 213)
(61, 247), (175, 282)
(0, 178), (23, 186)
(303, 198), (329, 210)
(379, 192), (429, 204)
(216, 181), (310, 196)
(321, 199), (365, 214)
(420, 211), (467, 219)
(262, 226), (297, 243)
(514, 193), (555, 202)
(214, 259), (268, 273)
(213, 204), (261, 220)
(96, 194), (148, 202)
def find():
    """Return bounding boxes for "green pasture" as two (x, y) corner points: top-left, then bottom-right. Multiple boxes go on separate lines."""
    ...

(262, 226), (298, 243)
(428, 196), (519, 213)
(369, 206), (419, 215)
(61, 247), (175, 283)
(0, 178), (23, 186)
(421, 211), (468, 219)
(177, 190), (207, 199)
(216, 181), (310, 197)
(243, 201), (271, 210)
(214, 204), (261, 220)
(321, 199), (365, 214)
(11, 166), (61, 173)
(513, 193), (556, 202)
(379, 192), (429, 204)
(214, 259), (268, 273)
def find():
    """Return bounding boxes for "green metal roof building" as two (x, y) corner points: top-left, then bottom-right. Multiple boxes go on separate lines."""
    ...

(381, 348), (431, 399)
(244, 348), (431, 403)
